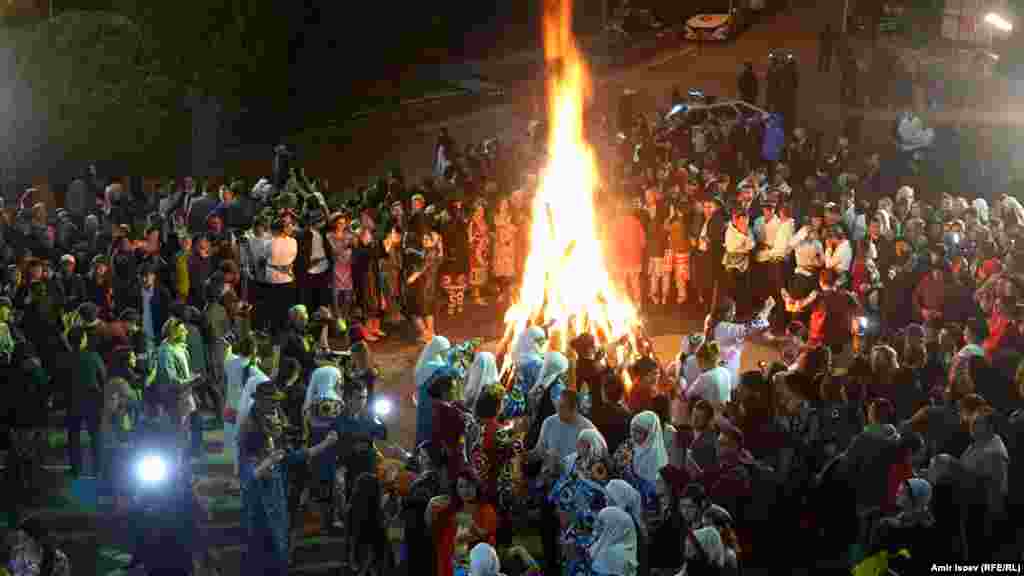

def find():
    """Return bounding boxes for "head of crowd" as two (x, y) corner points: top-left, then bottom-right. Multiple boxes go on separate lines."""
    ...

(1, 88), (1024, 575)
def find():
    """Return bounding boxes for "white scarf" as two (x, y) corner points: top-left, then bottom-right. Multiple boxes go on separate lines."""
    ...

(589, 507), (639, 576)
(469, 543), (501, 576)
(414, 336), (451, 389)
(630, 411), (668, 483)
(464, 351), (498, 412)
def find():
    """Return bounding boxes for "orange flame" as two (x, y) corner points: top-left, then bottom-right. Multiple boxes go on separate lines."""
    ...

(503, 0), (642, 384)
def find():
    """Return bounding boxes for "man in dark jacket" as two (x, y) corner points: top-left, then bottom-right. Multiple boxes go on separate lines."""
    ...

(844, 398), (903, 515)
(125, 263), (172, 350)
(281, 304), (317, 380)
(57, 254), (86, 314)
(738, 61), (759, 105)
(590, 370), (632, 455)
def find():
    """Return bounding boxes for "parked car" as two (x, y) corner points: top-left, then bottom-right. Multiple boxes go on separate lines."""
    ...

(655, 93), (770, 142)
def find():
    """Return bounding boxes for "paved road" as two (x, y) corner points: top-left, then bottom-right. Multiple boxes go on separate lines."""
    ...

(301, 6), (859, 190)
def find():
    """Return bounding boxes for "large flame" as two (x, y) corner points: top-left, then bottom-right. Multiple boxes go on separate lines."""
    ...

(503, 0), (642, 370)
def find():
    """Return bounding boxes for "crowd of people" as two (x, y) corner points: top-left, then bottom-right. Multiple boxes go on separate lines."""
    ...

(0, 49), (1022, 576)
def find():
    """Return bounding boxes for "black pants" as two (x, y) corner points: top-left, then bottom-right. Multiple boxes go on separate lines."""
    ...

(540, 499), (561, 576)
(66, 400), (102, 477)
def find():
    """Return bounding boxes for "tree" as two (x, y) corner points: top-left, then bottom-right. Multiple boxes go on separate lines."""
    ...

(8, 10), (190, 173)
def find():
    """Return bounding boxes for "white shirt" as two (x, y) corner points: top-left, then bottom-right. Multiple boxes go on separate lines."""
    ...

(753, 214), (780, 262)
(304, 365), (343, 413)
(267, 235), (298, 284)
(687, 366), (732, 405)
(790, 226), (823, 275)
(534, 414), (596, 462)
(224, 355), (254, 412)
(308, 229), (329, 275)
(236, 366), (270, 434)
(825, 239), (853, 273)
(723, 224), (754, 271)
(843, 205), (867, 243)
(248, 234), (272, 282)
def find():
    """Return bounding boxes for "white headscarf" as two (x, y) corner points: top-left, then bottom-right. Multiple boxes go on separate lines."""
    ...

(415, 336), (451, 389)
(469, 543), (501, 576)
(689, 526), (725, 567)
(532, 350), (569, 393)
(630, 411), (669, 483)
(465, 352), (499, 412)
(513, 326), (546, 363)
(577, 428), (609, 460)
(589, 507), (639, 576)
(605, 479), (645, 537)
(973, 198), (990, 223)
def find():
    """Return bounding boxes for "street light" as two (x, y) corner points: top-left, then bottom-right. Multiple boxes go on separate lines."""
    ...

(984, 12), (1013, 32)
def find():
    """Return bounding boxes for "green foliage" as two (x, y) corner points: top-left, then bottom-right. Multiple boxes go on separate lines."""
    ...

(9, 10), (188, 169)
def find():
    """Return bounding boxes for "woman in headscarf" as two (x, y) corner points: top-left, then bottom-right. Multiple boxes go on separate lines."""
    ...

(870, 477), (936, 575)
(468, 383), (526, 515)
(415, 336), (451, 447)
(503, 326), (547, 421)
(525, 351), (580, 448)
(604, 480), (647, 576)
(549, 432), (610, 576)
(468, 543), (503, 576)
(464, 352), (499, 414)
(612, 411), (669, 516)
(681, 526), (726, 575)
(588, 507), (639, 576)
(563, 428), (609, 476)
(700, 505), (741, 575)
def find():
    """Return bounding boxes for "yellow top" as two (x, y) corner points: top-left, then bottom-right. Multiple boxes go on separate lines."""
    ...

(175, 251), (189, 300)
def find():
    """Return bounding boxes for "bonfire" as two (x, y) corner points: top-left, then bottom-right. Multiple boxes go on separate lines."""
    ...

(502, 0), (643, 381)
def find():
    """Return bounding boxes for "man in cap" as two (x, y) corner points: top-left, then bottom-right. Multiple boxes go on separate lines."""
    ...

(58, 254), (86, 313)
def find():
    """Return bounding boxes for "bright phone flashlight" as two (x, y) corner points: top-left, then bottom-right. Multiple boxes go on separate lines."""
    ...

(373, 397), (393, 418)
(136, 453), (169, 485)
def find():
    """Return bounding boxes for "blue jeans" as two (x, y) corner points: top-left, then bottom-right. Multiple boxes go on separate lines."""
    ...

(189, 412), (203, 459)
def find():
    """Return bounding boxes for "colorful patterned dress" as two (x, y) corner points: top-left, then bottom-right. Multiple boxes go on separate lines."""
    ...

(549, 463), (609, 576)
(611, 441), (661, 523)
(468, 418), (527, 514)
(498, 357), (542, 421)
(468, 217), (490, 288)
(493, 211), (517, 280)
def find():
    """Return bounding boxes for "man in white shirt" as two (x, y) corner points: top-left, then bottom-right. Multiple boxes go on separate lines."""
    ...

(723, 208), (755, 314)
(753, 194), (784, 311)
(824, 225), (853, 287)
(784, 202), (825, 320)
(267, 213), (299, 336)
(530, 389), (595, 467)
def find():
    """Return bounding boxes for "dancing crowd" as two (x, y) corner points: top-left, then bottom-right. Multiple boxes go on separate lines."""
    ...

(0, 67), (1023, 576)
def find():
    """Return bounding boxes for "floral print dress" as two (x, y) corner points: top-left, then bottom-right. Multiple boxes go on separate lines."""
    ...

(493, 212), (518, 280)
(468, 418), (527, 514)
(468, 217), (490, 288)
(549, 464), (609, 576)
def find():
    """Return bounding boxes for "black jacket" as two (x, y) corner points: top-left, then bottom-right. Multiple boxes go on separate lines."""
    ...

(124, 282), (172, 342)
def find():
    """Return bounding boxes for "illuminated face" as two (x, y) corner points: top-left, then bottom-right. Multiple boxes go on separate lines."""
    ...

(197, 239), (211, 258)
(179, 237), (192, 253)
(413, 198), (425, 212)
(62, 260), (75, 275)
(95, 263), (109, 277)
(174, 323), (189, 343)
(0, 305), (10, 323)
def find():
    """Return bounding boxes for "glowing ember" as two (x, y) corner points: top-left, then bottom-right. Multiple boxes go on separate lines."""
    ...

(503, 0), (642, 373)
